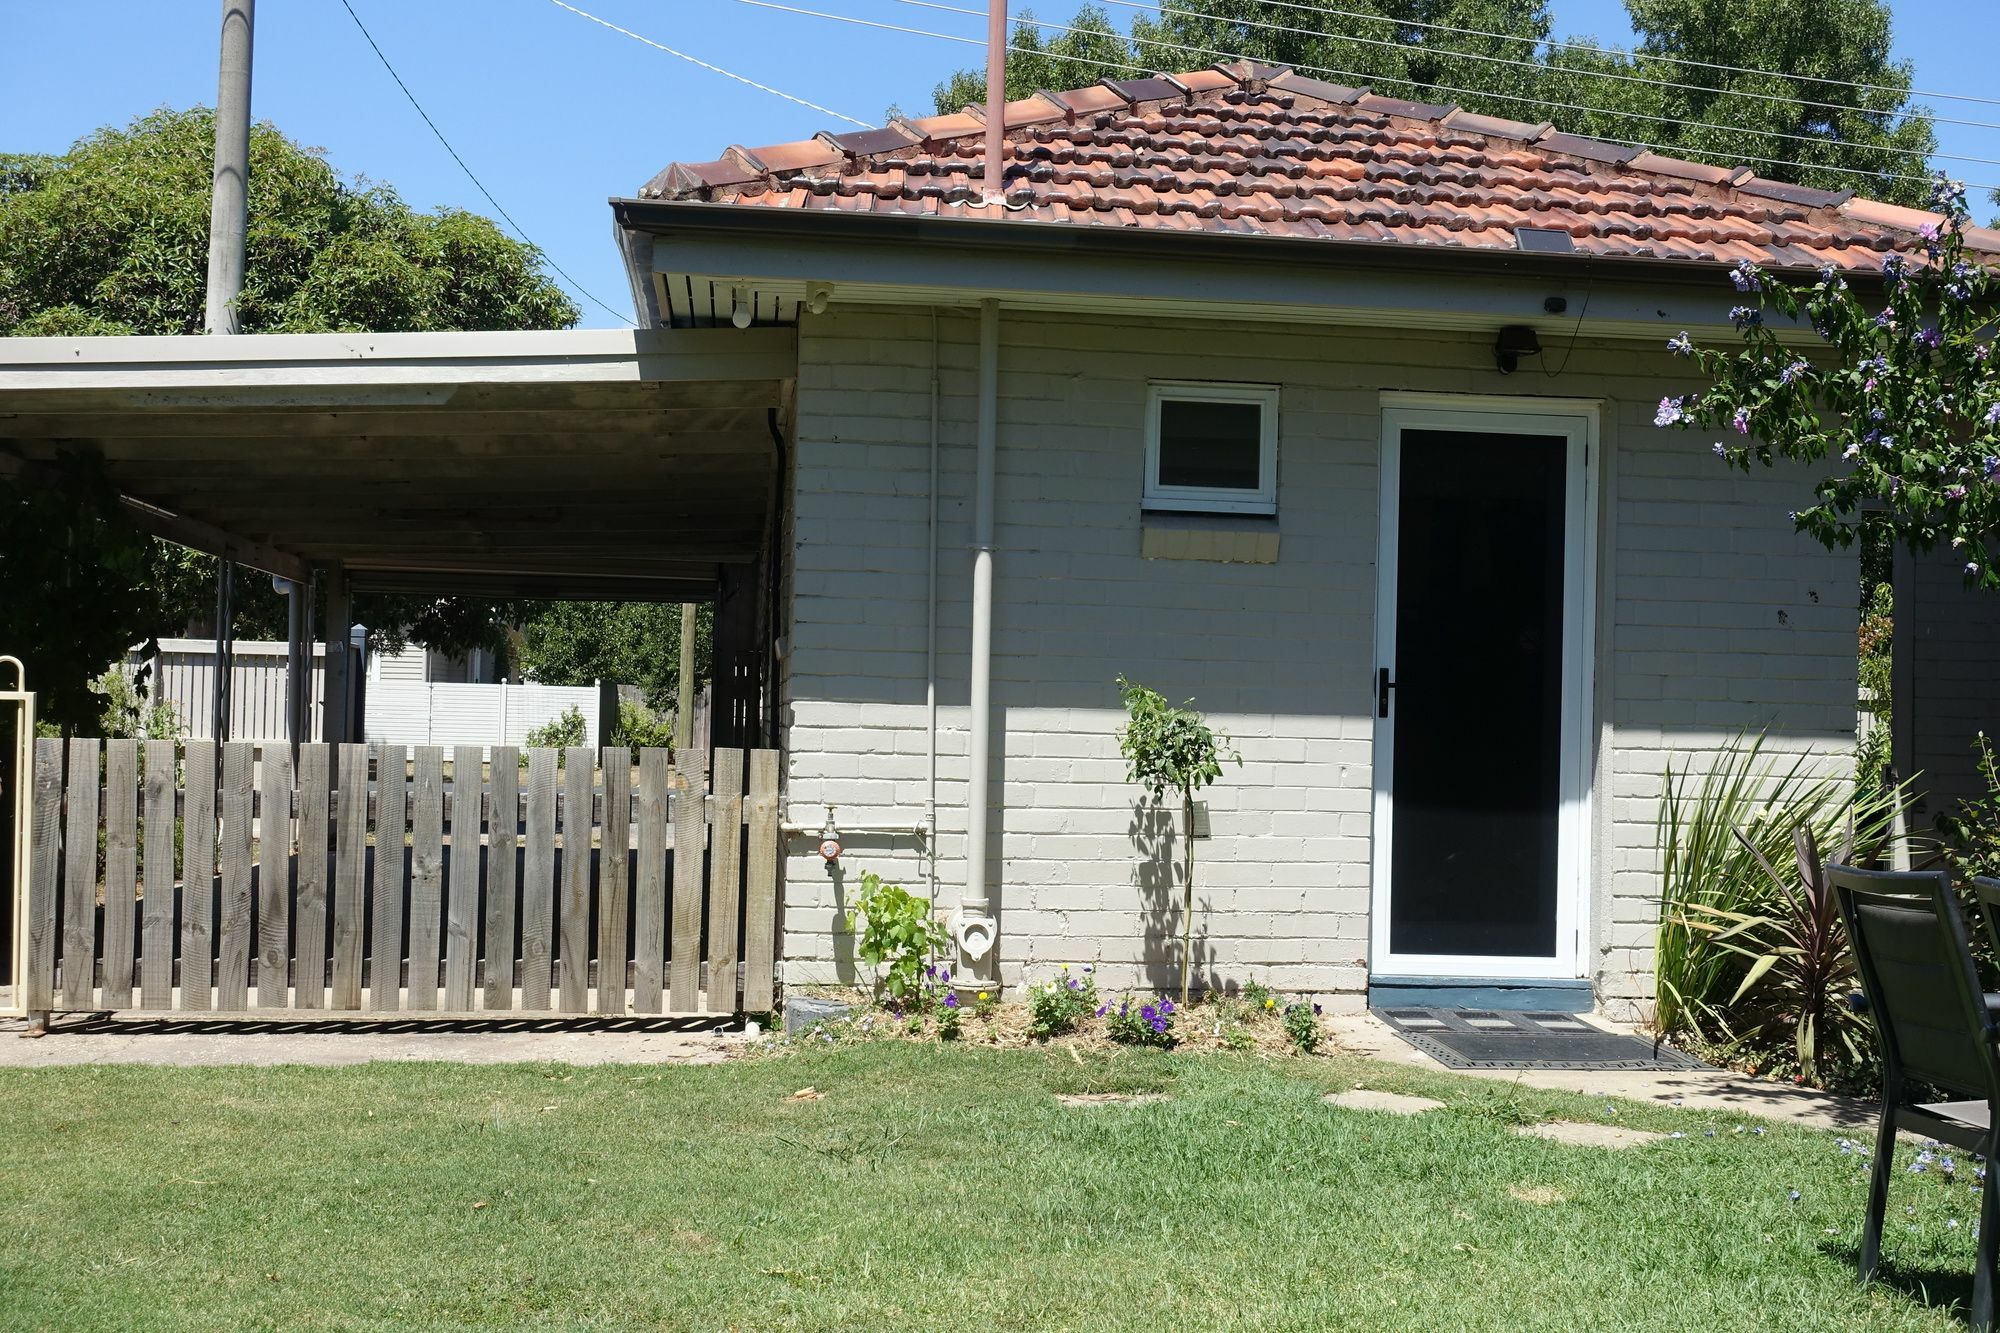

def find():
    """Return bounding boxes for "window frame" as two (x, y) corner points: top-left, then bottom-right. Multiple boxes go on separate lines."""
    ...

(1142, 381), (1281, 516)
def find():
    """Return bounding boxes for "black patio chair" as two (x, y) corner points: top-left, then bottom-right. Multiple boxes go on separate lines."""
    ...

(1830, 863), (2000, 1329)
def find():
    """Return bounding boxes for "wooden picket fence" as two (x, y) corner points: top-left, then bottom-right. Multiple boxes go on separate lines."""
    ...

(20, 741), (779, 1017)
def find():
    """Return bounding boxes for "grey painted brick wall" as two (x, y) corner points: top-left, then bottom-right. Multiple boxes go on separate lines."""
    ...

(779, 306), (1857, 1019)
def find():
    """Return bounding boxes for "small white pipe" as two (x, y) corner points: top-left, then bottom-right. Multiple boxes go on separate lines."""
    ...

(962, 299), (1000, 985)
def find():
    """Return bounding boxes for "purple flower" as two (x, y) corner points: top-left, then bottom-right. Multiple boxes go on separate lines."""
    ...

(1668, 332), (1694, 356)
(1730, 305), (1762, 329)
(1733, 406), (1753, 434)
(1780, 360), (1811, 386)
(1712, 441), (1729, 457)
(1916, 326), (1943, 352)
(1655, 396), (1688, 428)
(1970, 562), (1984, 578)
(1065, 978), (1079, 991)
(1948, 484), (1969, 501)
(943, 992), (960, 1009)
(1932, 174), (1969, 216)
(1884, 253), (1909, 285)
(1985, 456), (2000, 478)
(1094, 1004), (1107, 1017)
(1985, 403), (2000, 426)
(1843, 443), (1861, 461)
(1082, 964), (1093, 973)
(1730, 260), (1762, 292)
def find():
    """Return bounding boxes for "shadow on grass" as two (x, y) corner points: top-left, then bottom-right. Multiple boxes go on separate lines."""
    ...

(1821, 1239), (1973, 1325)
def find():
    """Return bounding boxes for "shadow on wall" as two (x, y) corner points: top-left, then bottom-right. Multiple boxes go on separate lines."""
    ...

(1128, 797), (1216, 993)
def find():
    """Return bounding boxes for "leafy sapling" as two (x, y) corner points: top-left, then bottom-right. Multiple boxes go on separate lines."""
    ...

(845, 870), (948, 1003)
(1116, 676), (1240, 1006)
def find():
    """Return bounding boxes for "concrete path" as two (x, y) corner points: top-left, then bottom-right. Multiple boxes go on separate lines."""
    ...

(0, 990), (749, 1068)
(1327, 1012), (1878, 1132)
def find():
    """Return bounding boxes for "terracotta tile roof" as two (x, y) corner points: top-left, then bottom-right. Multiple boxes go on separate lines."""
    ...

(641, 61), (2000, 272)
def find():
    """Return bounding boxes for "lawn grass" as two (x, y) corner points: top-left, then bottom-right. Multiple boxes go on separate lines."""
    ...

(0, 1043), (1983, 1330)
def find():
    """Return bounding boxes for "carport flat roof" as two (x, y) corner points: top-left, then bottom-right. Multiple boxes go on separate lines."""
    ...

(0, 327), (795, 601)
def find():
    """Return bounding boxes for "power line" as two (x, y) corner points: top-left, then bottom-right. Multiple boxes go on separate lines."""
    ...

(782, 0), (1994, 193)
(547, 0), (873, 126)
(984, 0), (2000, 171)
(336, 0), (635, 326)
(1153, 0), (2000, 112)
(1024, 0), (2000, 136)
(730, 0), (1147, 73)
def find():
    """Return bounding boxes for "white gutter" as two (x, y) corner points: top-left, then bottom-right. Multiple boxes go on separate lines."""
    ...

(956, 299), (1001, 983)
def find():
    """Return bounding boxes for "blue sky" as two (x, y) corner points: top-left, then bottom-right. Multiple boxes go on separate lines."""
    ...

(6, 1), (1994, 328)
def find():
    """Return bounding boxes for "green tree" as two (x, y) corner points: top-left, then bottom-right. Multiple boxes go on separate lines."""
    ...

(0, 108), (577, 728)
(933, 0), (1938, 206)
(514, 601), (711, 714)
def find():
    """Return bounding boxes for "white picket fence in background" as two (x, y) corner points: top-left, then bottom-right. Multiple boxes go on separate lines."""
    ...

(133, 638), (328, 741)
(366, 679), (602, 750)
(128, 639), (602, 749)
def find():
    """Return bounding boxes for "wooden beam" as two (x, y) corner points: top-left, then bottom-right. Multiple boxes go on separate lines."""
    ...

(0, 449), (310, 582)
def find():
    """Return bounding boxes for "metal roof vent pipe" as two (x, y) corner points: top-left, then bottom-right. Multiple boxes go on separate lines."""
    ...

(982, 0), (1006, 204)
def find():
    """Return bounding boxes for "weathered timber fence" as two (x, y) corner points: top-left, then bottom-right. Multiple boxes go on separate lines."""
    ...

(20, 741), (779, 1017)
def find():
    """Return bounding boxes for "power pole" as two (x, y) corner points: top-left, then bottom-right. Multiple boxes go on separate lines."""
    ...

(203, 0), (255, 334)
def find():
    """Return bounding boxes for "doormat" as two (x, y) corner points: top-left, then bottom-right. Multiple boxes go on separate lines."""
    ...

(1370, 1007), (1708, 1071)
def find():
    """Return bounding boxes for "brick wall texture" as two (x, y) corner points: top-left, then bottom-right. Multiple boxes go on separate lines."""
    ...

(777, 306), (1857, 1020)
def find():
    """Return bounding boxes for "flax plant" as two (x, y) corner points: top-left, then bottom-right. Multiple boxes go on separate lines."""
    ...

(1654, 732), (1908, 1046)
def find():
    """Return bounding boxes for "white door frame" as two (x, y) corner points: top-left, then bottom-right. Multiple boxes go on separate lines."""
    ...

(1369, 393), (1600, 980)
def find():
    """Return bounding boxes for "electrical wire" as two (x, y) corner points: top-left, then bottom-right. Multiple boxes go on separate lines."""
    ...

(730, 0), (1147, 73)
(1064, 0), (2000, 131)
(547, 0), (873, 126)
(1133, 0), (2000, 112)
(776, 0), (1997, 193)
(1069, 0), (2000, 168)
(337, 0), (636, 326)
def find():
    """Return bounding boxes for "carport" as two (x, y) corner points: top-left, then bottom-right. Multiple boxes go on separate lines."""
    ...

(0, 326), (795, 747)
(0, 326), (799, 1023)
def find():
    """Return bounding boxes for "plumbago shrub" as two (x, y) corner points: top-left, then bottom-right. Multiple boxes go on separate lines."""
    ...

(1661, 174), (2000, 580)
(1026, 964), (1097, 1039)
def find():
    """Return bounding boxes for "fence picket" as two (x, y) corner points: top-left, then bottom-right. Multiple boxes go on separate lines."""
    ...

(369, 744), (407, 1011)
(705, 749), (744, 1015)
(58, 738), (101, 1009)
(295, 745), (330, 1008)
(559, 748), (594, 1013)
(215, 741), (254, 1011)
(331, 743), (368, 1009)
(406, 747), (445, 1010)
(485, 749), (520, 1009)
(669, 754), (706, 1012)
(257, 744), (294, 1008)
(743, 749), (780, 1014)
(520, 748), (556, 1009)
(632, 748), (670, 1013)
(597, 747), (632, 1014)
(101, 740), (139, 1009)
(443, 746), (483, 1010)
(24, 738), (63, 1012)
(180, 741), (217, 1010)
(139, 739), (177, 1009)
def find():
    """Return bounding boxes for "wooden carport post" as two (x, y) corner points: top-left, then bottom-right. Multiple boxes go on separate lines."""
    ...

(321, 566), (352, 745)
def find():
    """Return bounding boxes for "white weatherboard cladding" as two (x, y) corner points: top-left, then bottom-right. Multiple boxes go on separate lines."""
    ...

(780, 307), (1857, 1018)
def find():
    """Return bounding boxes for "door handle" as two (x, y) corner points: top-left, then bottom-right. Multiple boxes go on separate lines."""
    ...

(1377, 666), (1395, 718)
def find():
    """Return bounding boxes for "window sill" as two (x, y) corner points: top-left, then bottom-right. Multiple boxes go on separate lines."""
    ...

(1139, 512), (1279, 564)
